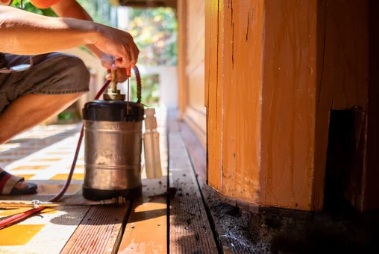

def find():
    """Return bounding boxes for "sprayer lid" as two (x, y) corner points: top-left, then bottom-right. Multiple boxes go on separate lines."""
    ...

(83, 100), (144, 122)
(144, 108), (156, 116)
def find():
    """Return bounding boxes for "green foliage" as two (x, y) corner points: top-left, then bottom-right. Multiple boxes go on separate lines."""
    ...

(11, 0), (57, 16)
(129, 73), (160, 107)
(127, 8), (177, 66)
(77, 0), (112, 26)
(125, 7), (179, 105)
(11, 0), (111, 25)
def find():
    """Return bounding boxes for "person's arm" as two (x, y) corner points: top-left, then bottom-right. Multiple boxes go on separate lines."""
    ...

(0, 5), (138, 69)
(48, 0), (132, 78)
(48, 0), (105, 59)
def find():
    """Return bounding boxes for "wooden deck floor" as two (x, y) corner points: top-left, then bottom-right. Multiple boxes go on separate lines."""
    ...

(0, 109), (225, 254)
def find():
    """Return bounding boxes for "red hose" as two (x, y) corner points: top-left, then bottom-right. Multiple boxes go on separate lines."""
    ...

(0, 206), (46, 230)
(49, 80), (111, 202)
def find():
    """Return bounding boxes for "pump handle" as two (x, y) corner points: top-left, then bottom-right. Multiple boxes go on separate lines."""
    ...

(132, 65), (142, 103)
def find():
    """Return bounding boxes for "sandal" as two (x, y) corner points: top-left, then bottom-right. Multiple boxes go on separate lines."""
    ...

(0, 169), (37, 195)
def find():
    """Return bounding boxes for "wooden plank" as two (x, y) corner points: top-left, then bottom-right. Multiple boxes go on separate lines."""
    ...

(117, 107), (168, 253)
(168, 110), (218, 254)
(60, 205), (129, 254)
(117, 179), (168, 254)
(179, 109), (258, 253)
(178, 119), (207, 186)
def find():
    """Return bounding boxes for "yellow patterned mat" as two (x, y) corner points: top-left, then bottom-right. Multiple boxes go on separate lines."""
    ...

(0, 123), (88, 254)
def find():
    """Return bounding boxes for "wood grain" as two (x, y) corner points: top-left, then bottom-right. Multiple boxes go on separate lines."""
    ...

(61, 206), (129, 254)
(168, 111), (218, 254)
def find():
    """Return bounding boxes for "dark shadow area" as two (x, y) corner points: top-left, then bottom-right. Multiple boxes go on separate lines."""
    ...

(205, 192), (379, 254)
(323, 109), (362, 217)
(366, 0), (379, 211)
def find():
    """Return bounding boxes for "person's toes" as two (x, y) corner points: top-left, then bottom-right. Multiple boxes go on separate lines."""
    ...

(14, 181), (29, 190)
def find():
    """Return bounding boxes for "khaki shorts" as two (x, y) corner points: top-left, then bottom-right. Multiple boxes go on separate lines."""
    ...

(0, 52), (90, 114)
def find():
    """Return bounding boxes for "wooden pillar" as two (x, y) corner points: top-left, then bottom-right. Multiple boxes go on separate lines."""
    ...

(206, 0), (265, 204)
(260, 0), (318, 210)
(206, 0), (377, 211)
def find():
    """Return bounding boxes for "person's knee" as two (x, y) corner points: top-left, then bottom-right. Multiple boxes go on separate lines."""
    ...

(63, 56), (90, 91)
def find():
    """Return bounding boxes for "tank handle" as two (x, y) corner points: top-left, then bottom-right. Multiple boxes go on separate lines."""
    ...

(132, 66), (142, 104)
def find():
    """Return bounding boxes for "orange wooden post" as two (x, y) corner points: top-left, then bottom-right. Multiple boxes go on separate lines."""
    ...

(206, 0), (266, 206)
(206, 0), (379, 211)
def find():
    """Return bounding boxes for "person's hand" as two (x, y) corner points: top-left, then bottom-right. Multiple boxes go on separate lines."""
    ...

(100, 54), (131, 82)
(92, 24), (139, 70)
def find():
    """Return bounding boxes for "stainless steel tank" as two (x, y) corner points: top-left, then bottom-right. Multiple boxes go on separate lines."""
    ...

(82, 68), (144, 201)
